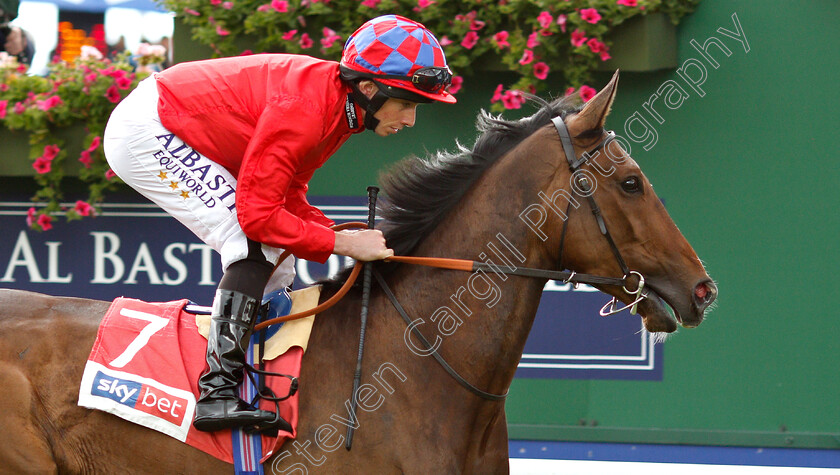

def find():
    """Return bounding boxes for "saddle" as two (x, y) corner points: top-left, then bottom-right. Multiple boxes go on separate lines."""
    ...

(78, 286), (320, 465)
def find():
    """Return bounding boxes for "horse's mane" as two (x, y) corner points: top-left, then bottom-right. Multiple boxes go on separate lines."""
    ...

(321, 94), (583, 291)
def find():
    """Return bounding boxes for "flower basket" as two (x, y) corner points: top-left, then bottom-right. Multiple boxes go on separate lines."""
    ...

(0, 49), (147, 230)
(0, 124), (86, 176)
(166, 0), (701, 109)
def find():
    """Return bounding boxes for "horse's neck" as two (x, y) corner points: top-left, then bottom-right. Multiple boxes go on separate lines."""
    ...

(396, 149), (554, 397)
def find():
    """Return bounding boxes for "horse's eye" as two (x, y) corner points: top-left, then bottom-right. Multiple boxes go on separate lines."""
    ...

(621, 176), (642, 194)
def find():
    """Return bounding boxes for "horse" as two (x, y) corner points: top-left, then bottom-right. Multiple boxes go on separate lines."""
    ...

(0, 71), (716, 474)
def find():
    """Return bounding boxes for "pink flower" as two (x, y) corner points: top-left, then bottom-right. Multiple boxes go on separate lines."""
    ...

(361, 0), (379, 6)
(282, 30), (297, 40)
(533, 62), (549, 80)
(0, 83), (8, 91)
(448, 76), (463, 94)
(518, 49), (534, 65)
(600, 51), (612, 61)
(300, 33), (313, 49)
(13, 102), (25, 114)
(271, 0), (288, 11)
(222, 1), (233, 8)
(99, 66), (114, 76)
(571, 29), (587, 47)
(0, 100), (6, 119)
(439, 36), (453, 46)
(537, 11), (553, 29)
(461, 31), (479, 49)
(557, 14), (567, 33)
(564, 86), (576, 97)
(501, 90), (524, 110)
(527, 31), (539, 49)
(257, 4), (271, 11)
(216, 25), (230, 36)
(43, 144), (60, 160)
(37, 213), (52, 231)
(115, 76), (133, 90)
(88, 136), (102, 151)
(617, 0), (638, 6)
(579, 85), (597, 102)
(454, 10), (484, 30)
(493, 31), (510, 49)
(491, 84), (504, 103)
(579, 8), (601, 24)
(33, 157), (52, 174)
(79, 150), (93, 168)
(26, 207), (36, 227)
(105, 85), (121, 103)
(587, 38), (606, 54)
(105, 169), (117, 180)
(36, 95), (63, 112)
(183, 7), (200, 15)
(84, 72), (98, 83)
(414, 0), (434, 10)
(74, 200), (94, 217)
(210, 0), (221, 5)
(321, 27), (341, 49)
(469, 19), (485, 31)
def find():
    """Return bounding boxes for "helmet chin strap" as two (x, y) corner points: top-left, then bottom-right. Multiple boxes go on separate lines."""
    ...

(348, 84), (390, 132)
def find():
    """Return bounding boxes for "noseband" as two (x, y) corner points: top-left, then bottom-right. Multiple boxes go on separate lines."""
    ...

(550, 116), (648, 316)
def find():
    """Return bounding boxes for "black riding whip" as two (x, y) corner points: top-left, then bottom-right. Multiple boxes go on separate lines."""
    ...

(345, 185), (378, 450)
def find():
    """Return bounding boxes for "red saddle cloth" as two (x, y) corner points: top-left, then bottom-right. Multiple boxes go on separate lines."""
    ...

(78, 297), (301, 464)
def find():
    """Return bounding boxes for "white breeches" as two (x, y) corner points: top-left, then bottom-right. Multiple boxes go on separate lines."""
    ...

(103, 75), (295, 292)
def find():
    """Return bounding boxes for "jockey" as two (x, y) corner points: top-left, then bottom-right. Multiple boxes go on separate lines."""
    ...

(103, 14), (455, 433)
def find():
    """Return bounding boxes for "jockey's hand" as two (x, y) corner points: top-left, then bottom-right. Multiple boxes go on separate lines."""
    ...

(333, 229), (394, 261)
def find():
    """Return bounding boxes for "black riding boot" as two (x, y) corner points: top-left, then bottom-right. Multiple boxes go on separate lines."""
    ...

(193, 289), (277, 432)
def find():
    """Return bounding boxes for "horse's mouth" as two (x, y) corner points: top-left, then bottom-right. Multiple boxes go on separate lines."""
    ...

(638, 287), (681, 333)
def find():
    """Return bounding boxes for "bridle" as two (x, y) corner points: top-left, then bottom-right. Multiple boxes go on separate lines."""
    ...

(551, 116), (649, 317)
(256, 115), (651, 401)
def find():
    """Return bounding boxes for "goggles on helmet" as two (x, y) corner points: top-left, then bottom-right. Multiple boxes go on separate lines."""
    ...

(375, 67), (453, 94)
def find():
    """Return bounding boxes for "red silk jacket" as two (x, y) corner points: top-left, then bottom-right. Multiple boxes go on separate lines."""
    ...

(155, 54), (364, 263)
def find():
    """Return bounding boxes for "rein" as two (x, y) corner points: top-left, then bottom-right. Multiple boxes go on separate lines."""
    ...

(254, 116), (651, 401)
(254, 252), (628, 330)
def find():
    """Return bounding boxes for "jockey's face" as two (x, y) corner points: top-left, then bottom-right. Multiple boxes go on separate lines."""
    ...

(358, 80), (419, 137)
(371, 97), (418, 136)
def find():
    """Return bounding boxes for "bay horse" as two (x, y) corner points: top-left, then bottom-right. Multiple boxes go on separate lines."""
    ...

(0, 72), (716, 474)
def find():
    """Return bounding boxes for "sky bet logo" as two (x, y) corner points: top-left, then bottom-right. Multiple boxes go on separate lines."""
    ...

(91, 371), (188, 426)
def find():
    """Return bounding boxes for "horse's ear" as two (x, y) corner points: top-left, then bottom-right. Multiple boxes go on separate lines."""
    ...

(569, 70), (619, 133)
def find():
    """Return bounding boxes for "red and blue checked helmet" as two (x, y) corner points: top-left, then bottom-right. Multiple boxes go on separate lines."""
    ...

(340, 15), (456, 106)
